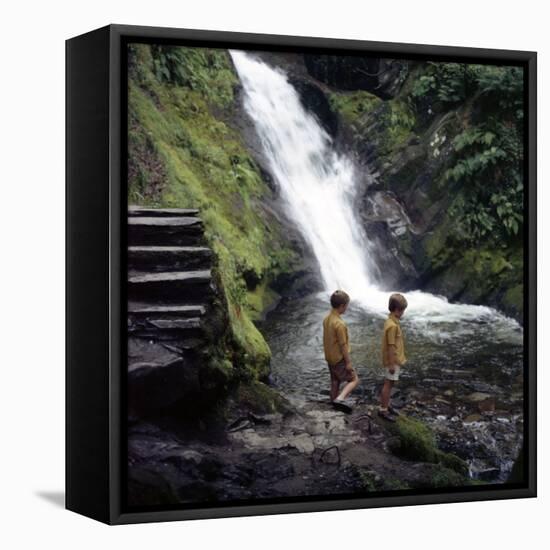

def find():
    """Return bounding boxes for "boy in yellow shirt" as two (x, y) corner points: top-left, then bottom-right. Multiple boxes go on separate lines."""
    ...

(322, 290), (359, 413)
(378, 293), (408, 422)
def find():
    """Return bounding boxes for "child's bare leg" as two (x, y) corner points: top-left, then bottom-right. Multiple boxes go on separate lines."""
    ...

(330, 375), (340, 402)
(380, 379), (393, 409)
(336, 374), (359, 401)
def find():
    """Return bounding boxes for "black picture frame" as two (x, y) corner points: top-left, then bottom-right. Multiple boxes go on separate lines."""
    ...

(66, 23), (537, 525)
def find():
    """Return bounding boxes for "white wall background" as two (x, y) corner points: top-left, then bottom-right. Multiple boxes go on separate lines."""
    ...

(1, 0), (546, 547)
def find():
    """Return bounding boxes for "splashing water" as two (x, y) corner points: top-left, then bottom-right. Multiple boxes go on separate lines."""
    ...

(230, 50), (520, 330)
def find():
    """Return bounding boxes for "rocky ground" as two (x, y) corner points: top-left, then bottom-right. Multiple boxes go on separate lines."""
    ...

(127, 389), (476, 508)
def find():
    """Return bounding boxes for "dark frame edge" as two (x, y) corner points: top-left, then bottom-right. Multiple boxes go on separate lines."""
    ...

(108, 23), (536, 61)
(110, 486), (536, 525)
(526, 51), (537, 498)
(66, 25), (112, 525)
(68, 24), (537, 526)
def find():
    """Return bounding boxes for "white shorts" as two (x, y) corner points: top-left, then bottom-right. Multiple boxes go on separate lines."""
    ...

(384, 365), (401, 381)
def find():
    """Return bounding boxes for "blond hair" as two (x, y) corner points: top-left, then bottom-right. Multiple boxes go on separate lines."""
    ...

(389, 293), (408, 312)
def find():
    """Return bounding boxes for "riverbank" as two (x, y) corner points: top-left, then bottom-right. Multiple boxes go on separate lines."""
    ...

(128, 385), (472, 507)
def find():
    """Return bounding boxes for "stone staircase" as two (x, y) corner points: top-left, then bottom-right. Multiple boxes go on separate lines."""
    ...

(127, 206), (216, 413)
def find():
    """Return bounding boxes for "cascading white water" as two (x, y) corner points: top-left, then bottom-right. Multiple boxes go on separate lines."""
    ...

(230, 50), (519, 328)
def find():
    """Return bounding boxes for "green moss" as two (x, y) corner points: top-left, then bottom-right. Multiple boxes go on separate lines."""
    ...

(330, 87), (417, 157)
(357, 468), (411, 492)
(417, 464), (468, 489)
(382, 478), (411, 491)
(381, 100), (417, 153)
(235, 380), (290, 414)
(385, 416), (469, 477)
(328, 90), (382, 124)
(247, 280), (280, 321)
(503, 283), (523, 315)
(437, 450), (469, 477)
(357, 469), (378, 492)
(148, 45), (238, 108)
(387, 416), (439, 462)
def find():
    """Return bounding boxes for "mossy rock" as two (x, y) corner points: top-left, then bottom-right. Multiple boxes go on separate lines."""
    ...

(385, 416), (469, 478)
(502, 283), (524, 321)
(437, 449), (469, 477)
(235, 380), (291, 415)
(386, 416), (439, 462)
(411, 463), (469, 489)
(328, 90), (382, 125)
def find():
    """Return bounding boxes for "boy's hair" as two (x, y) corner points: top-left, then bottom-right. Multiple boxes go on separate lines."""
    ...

(330, 290), (350, 309)
(389, 293), (408, 312)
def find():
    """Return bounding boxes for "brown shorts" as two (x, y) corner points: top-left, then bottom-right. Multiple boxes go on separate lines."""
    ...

(328, 360), (357, 383)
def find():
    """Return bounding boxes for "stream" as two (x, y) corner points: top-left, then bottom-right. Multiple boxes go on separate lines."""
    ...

(258, 292), (524, 482)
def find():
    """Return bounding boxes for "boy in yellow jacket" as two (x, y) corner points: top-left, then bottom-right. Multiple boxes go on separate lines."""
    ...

(323, 290), (359, 413)
(378, 293), (408, 421)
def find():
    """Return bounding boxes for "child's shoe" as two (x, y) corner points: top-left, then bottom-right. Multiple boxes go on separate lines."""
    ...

(332, 399), (353, 414)
(388, 405), (401, 417)
(377, 408), (396, 422)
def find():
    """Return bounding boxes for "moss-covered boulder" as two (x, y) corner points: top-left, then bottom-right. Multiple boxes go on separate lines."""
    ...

(384, 416), (470, 479)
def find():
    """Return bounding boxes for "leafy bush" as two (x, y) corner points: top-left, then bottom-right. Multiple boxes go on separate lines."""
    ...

(418, 64), (525, 243)
(412, 62), (481, 104)
(150, 45), (237, 107)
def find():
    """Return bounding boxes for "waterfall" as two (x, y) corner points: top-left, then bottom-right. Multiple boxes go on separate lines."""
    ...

(230, 50), (519, 328)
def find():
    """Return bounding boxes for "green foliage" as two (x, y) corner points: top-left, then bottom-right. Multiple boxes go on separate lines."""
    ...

(423, 465), (468, 488)
(329, 91), (416, 155)
(149, 45), (237, 107)
(384, 100), (417, 150)
(328, 90), (381, 124)
(444, 123), (523, 242)
(431, 65), (525, 244)
(412, 62), (482, 104)
(477, 65), (524, 118)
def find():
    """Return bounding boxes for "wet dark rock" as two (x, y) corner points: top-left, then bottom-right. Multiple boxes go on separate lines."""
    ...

(128, 206), (200, 217)
(128, 216), (205, 247)
(288, 76), (338, 137)
(303, 54), (406, 100)
(128, 246), (213, 272)
(128, 270), (213, 303)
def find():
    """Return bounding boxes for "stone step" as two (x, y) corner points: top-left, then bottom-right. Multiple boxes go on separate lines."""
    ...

(128, 206), (200, 217)
(127, 246), (213, 272)
(128, 216), (205, 246)
(129, 317), (204, 342)
(128, 270), (212, 303)
(128, 339), (201, 412)
(128, 303), (206, 319)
